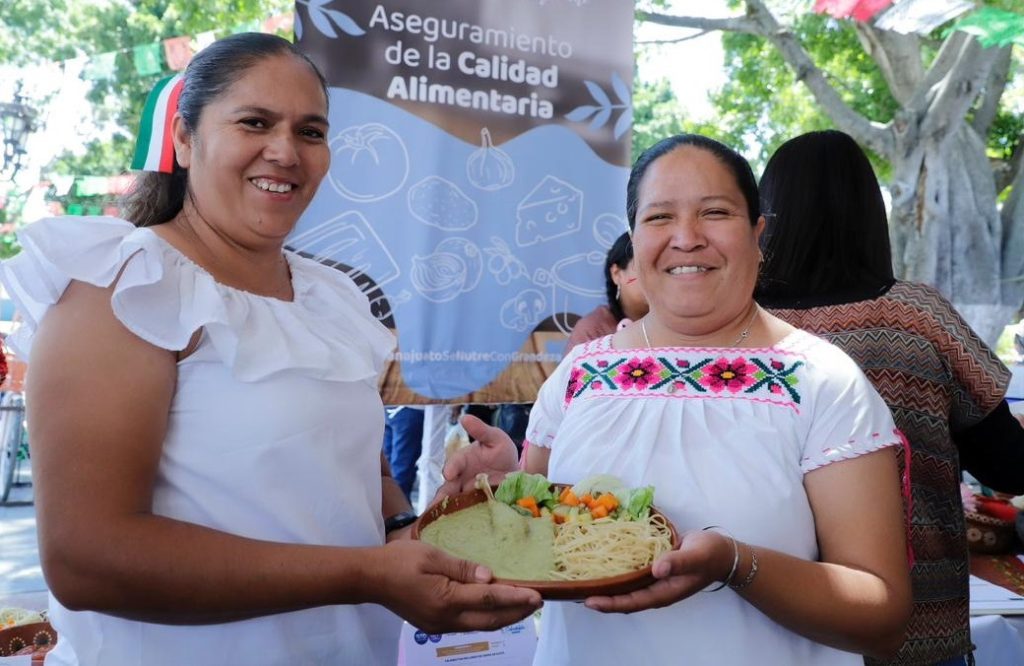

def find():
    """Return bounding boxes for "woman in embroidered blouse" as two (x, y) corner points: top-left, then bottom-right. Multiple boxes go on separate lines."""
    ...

(1, 34), (539, 666)
(444, 134), (912, 665)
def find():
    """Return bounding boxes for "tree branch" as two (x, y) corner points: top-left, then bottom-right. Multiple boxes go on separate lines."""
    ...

(639, 3), (892, 156)
(907, 31), (971, 112)
(743, 0), (892, 157)
(971, 45), (1012, 137)
(638, 11), (761, 35)
(637, 31), (712, 46)
(851, 23), (923, 105)
(919, 38), (1000, 146)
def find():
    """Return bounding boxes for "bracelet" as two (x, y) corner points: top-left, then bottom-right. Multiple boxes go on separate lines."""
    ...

(729, 547), (759, 591)
(384, 510), (418, 534)
(702, 526), (739, 592)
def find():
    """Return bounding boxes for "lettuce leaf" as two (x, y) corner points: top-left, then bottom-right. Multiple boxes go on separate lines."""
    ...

(494, 471), (555, 505)
(618, 485), (656, 521)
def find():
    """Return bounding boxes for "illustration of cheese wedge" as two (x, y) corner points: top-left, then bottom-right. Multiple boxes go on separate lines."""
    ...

(515, 175), (583, 247)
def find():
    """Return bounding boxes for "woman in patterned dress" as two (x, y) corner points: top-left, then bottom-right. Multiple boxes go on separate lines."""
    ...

(757, 129), (1024, 666)
(444, 134), (912, 665)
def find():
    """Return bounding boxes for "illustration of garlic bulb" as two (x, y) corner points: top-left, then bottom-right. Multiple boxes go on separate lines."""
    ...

(466, 128), (515, 191)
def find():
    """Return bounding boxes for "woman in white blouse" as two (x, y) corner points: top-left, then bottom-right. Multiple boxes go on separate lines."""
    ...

(444, 134), (912, 666)
(4, 33), (539, 666)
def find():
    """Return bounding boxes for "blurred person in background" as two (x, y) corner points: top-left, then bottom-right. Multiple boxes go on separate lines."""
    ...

(757, 129), (1024, 666)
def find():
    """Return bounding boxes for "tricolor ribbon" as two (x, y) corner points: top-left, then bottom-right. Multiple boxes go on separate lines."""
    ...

(131, 73), (184, 173)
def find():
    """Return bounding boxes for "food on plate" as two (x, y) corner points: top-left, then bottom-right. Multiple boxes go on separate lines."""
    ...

(420, 472), (674, 581)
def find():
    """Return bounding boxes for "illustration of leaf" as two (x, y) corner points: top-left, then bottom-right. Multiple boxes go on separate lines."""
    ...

(613, 107), (633, 139)
(327, 9), (366, 36)
(294, 13), (304, 40)
(584, 80), (611, 107)
(590, 107), (611, 130)
(308, 7), (337, 37)
(565, 105), (599, 122)
(310, 0), (332, 6)
(611, 71), (631, 106)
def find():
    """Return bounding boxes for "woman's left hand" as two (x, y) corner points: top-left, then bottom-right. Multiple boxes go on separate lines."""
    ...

(583, 529), (732, 613)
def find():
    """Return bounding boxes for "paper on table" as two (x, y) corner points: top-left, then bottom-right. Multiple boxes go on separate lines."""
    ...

(970, 574), (1024, 615)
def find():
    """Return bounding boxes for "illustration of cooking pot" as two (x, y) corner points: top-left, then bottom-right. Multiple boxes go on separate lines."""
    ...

(532, 251), (606, 334)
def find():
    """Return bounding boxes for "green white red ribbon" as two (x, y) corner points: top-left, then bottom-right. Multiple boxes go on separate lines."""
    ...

(130, 73), (184, 173)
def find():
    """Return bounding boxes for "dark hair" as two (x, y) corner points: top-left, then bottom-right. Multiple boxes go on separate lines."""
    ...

(626, 134), (760, 230)
(121, 33), (328, 227)
(604, 231), (634, 321)
(756, 130), (894, 301)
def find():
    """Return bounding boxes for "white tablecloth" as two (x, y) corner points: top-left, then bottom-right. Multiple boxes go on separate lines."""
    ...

(970, 614), (1024, 665)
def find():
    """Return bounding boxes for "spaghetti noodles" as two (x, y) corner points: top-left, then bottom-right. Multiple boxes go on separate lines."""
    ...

(552, 512), (674, 580)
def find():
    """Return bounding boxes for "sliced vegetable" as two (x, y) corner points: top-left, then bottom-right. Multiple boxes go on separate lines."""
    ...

(558, 487), (580, 507)
(595, 493), (620, 512)
(516, 496), (541, 518)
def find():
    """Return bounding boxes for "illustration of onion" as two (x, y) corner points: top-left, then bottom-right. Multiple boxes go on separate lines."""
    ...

(410, 238), (483, 303)
(411, 252), (466, 303)
(466, 128), (515, 191)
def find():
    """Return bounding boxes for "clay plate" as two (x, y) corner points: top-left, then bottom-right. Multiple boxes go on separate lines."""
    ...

(412, 485), (680, 600)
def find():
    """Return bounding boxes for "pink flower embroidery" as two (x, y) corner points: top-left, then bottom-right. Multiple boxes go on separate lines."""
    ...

(565, 367), (584, 403)
(700, 357), (757, 393)
(617, 356), (659, 390)
(769, 383), (782, 394)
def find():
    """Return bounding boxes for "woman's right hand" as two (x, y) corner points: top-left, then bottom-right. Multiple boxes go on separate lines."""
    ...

(374, 539), (541, 633)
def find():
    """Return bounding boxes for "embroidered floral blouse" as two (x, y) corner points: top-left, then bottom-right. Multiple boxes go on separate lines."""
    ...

(524, 328), (902, 666)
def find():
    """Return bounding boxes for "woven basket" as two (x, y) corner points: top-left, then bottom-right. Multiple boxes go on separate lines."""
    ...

(965, 511), (1017, 554)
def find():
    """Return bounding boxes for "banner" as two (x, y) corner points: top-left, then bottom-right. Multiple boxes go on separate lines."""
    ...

(294, 0), (634, 404)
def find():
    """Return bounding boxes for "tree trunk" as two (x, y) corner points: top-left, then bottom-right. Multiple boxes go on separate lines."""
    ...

(889, 125), (1007, 344)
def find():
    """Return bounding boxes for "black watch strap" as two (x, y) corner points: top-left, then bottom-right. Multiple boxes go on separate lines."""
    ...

(384, 510), (419, 534)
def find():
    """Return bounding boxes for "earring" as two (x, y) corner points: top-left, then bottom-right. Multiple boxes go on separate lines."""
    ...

(758, 250), (764, 265)
(615, 284), (621, 301)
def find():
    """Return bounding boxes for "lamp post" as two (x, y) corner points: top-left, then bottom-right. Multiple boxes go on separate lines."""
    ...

(0, 86), (36, 182)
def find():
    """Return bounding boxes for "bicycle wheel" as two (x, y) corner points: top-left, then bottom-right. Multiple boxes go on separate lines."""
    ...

(0, 393), (24, 503)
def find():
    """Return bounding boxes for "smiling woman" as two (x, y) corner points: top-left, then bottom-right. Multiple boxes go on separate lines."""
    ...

(443, 134), (915, 665)
(0, 32), (540, 666)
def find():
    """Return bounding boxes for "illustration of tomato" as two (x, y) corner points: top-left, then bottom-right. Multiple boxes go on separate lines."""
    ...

(328, 123), (409, 202)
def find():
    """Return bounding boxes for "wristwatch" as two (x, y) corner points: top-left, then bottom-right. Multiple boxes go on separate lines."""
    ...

(384, 510), (419, 534)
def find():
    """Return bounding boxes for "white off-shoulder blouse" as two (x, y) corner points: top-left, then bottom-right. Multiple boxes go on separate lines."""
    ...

(2, 216), (401, 666)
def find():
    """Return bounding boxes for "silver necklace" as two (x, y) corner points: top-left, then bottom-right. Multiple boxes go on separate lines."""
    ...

(641, 305), (760, 348)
